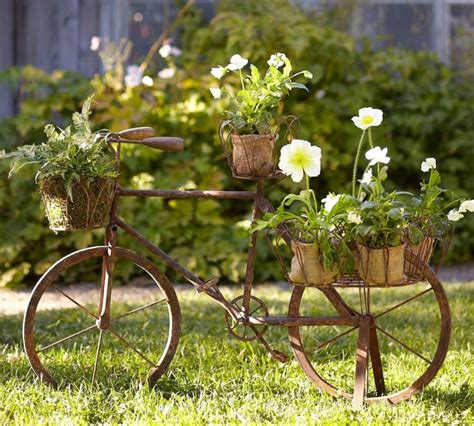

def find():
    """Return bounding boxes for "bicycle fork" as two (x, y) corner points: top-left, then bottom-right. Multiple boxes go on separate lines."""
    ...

(97, 225), (118, 330)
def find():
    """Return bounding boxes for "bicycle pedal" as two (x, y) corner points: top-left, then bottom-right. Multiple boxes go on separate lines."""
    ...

(196, 277), (219, 293)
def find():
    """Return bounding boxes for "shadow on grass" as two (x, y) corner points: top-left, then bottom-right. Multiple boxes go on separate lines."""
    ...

(423, 382), (474, 413)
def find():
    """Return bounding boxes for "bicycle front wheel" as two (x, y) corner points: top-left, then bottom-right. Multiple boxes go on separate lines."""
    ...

(23, 246), (181, 388)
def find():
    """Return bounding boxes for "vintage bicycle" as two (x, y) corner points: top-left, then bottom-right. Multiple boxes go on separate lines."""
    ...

(23, 128), (451, 406)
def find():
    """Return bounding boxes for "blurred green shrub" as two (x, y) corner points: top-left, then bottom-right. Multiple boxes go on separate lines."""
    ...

(1, 0), (473, 287)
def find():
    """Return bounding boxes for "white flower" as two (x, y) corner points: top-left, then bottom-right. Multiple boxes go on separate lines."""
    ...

(351, 107), (383, 130)
(347, 211), (363, 225)
(210, 66), (227, 79)
(159, 43), (181, 58)
(365, 146), (390, 166)
(278, 139), (321, 183)
(459, 199), (474, 213)
(447, 209), (464, 222)
(141, 76), (154, 87)
(322, 193), (341, 213)
(124, 65), (143, 87)
(267, 52), (287, 68)
(359, 168), (373, 185)
(421, 157), (437, 172)
(158, 67), (175, 79)
(227, 54), (248, 71)
(210, 87), (221, 99)
(90, 36), (101, 52)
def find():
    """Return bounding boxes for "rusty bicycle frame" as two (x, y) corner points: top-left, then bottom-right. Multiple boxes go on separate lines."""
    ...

(55, 129), (449, 407)
(96, 132), (359, 347)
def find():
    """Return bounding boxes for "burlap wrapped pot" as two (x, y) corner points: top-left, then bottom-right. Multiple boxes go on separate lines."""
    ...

(288, 241), (337, 286)
(38, 177), (115, 232)
(358, 244), (407, 286)
(231, 133), (276, 178)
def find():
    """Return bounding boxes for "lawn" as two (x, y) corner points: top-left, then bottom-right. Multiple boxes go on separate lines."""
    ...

(0, 282), (473, 425)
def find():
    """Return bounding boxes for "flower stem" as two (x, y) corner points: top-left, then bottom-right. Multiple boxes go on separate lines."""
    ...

(352, 130), (366, 197)
(239, 70), (245, 91)
(305, 173), (310, 203)
(368, 128), (374, 148)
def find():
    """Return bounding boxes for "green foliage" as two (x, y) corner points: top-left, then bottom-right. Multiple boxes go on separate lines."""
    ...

(212, 53), (312, 134)
(2, 96), (116, 199)
(1, 0), (474, 286)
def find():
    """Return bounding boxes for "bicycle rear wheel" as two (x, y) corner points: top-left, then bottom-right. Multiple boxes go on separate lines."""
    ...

(23, 246), (181, 388)
(288, 263), (451, 405)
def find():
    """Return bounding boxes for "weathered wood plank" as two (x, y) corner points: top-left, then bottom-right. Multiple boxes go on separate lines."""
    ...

(78, 0), (101, 75)
(0, 0), (14, 117)
(56, 0), (80, 71)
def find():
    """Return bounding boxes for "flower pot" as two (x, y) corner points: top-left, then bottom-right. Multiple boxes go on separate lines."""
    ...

(288, 241), (337, 286)
(358, 244), (407, 286)
(409, 237), (435, 265)
(38, 177), (115, 232)
(231, 133), (276, 178)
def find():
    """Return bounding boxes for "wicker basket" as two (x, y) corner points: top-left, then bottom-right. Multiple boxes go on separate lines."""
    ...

(289, 241), (337, 286)
(358, 244), (407, 286)
(38, 177), (115, 232)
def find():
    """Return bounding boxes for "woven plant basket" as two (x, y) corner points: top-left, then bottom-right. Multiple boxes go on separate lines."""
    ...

(358, 244), (407, 286)
(231, 133), (276, 178)
(288, 241), (337, 286)
(38, 177), (115, 232)
(409, 237), (435, 265)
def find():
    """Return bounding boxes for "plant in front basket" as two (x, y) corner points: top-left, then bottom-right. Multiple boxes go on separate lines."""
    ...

(253, 139), (357, 285)
(213, 52), (312, 178)
(1, 95), (117, 231)
(403, 157), (474, 266)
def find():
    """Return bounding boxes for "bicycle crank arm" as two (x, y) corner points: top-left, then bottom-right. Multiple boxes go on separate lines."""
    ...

(253, 327), (289, 364)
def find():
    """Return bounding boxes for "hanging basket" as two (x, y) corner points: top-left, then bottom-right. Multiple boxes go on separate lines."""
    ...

(230, 133), (276, 178)
(358, 244), (407, 286)
(38, 177), (115, 232)
(218, 117), (300, 180)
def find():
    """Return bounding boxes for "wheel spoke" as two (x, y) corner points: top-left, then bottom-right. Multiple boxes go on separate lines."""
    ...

(376, 325), (431, 364)
(111, 298), (167, 322)
(109, 329), (156, 367)
(311, 325), (359, 353)
(51, 285), (97, 319)
(374, 287), (433, 320)
(91, 330), (104, 385)
(37, 324), (97, 352)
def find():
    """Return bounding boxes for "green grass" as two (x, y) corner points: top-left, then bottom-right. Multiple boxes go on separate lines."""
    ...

(1, 283), (473, 425)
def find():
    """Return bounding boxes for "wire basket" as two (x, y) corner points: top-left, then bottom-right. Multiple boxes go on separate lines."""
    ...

(38, 177), (116, 232)
(403, 218), (452, 281)
(267, 219), (452, 288)
(218, 116), (300, 180)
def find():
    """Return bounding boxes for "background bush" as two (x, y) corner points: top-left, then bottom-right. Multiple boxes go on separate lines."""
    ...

(1, 0), (473, 287)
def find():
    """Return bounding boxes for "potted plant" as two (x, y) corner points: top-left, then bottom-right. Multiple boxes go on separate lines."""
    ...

(350, 107), (474, 284)
(349, 108), (409, 285)
(1, 96), (117, 232)
(404, 157), (473, 268)
(211, 53), (312, 178)
(253, 139), (356, 286)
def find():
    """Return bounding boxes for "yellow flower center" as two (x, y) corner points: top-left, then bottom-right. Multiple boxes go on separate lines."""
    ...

(361, 116), (374, 125)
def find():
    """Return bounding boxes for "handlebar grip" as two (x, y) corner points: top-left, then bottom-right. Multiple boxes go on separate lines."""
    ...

(141, 137), (184, 152)
(118, 127), (155, 140)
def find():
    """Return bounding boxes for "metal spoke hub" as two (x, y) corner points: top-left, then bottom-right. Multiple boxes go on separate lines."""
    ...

(224, 295), (269, 342)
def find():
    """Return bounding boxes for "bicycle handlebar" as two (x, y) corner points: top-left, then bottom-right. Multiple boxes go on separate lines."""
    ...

(109, 127), (185, 152)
